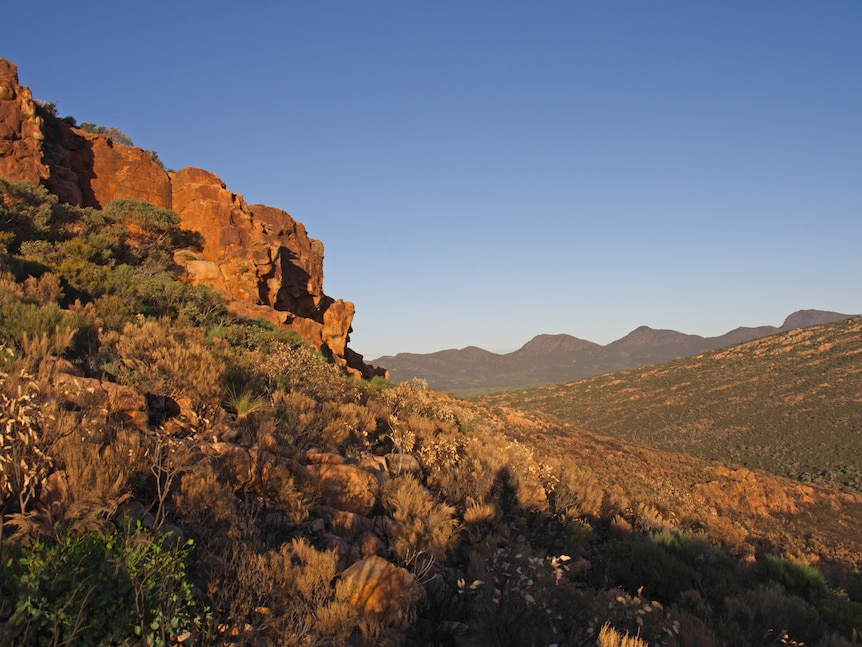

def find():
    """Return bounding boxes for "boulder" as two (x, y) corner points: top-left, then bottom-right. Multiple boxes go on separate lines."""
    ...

(305, 450), (344, 465)
(51, 372), (148, 431)
(306, 463), (379, 516)
(385, 453), (422, 476)
(210, 442), (254, 487)
(338, 555), (424, 622)
(314, 504), (375, 539)
(358, 454), (390, 485)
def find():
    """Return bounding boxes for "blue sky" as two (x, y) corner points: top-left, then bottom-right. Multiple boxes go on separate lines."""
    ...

(4, 2), (860, 358)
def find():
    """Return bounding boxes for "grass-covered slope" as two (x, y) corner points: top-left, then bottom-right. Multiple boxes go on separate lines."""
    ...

(2, 177), (862, 645)
(477, 316), (862, 491)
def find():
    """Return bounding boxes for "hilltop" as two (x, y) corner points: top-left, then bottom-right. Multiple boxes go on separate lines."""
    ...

(375, 309), (855, 395)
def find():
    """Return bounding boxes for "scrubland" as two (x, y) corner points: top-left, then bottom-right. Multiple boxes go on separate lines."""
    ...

(2, 178), (861, 645)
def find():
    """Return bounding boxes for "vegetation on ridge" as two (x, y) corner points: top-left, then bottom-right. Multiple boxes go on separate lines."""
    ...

(477, 317), (862, 492)
(2, 177), (862, 645)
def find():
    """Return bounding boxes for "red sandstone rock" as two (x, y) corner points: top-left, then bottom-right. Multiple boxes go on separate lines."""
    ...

(0, 58), (384, 379)
(338, 555), (424, 622)
(169, 166), (362, 371)
(84, 133), (172, 209)
(52, 372), (148, 431)
(306, 463), (379, 516)
(0, 59), (49, 187)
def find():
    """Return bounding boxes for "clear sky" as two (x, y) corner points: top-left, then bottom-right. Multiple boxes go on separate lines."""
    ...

(4, 1), (860, 358)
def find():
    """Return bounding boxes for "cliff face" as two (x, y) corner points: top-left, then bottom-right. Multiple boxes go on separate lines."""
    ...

(0, 58), (382, 378)
(0, 59), (48, 187)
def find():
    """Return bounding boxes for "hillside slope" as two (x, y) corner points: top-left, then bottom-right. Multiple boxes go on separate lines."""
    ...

(478, 315), (862, 491)
(375, 310), (855, 394)
(3, 56), (862, 646)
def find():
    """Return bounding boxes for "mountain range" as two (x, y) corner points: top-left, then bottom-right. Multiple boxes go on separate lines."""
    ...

(478, 314), (862, 492)
(373, 309), (856, 395)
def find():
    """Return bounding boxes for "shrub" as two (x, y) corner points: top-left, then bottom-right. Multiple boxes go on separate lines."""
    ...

(754, 553), (828, 602)
(819, 596), (862, 641)
(0, 524), (201, 646)
(99, 319), (226, 414)
(272, 388), (324, 445)
(78, 123), (134, 146)
(175, 463), (237, 528)
(0, 367), (56, 514)
(459, 542), (581, 646)
(21, 273), (63, 306)
(44, 427), (149, 535)
(233, 538), (361, 645)
(319, 401), (377, 450)
(129, 272), (226, 326)
(263, 341), (356, 403)
(207, 317), (303, 355)
(724, 582), (823, 645)
(381, 475), (457, 571)
(0, 178), (62, 242)
(0, 302), (82, 357)
(103, 200), (182, 264)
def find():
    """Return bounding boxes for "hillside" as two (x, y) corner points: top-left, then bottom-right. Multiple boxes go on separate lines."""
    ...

(3, 57), (862, 646)
(478, 316), (862, 491)
(374, 309), (855, 395)
(0, 58), (382, 380)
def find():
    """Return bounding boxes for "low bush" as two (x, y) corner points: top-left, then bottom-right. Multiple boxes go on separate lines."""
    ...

(381, 475), (456, 571)
(99, 319), (226, 414)
(0, 524), (201, 646)
(232, 538), (363, 645)
(174, 463), (237, 529)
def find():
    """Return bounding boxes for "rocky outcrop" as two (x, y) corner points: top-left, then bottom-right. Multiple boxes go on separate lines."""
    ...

(0, 59), (49, 187)
(48, 124), (172, 209)
(306, 462), (380, 516)
(169, 168), (363, 371)
(0, 58), (382, 379)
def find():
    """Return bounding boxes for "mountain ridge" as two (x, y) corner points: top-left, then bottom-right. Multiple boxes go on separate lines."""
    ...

(477, 314), (862, 492)
(373, 309), (856, 394)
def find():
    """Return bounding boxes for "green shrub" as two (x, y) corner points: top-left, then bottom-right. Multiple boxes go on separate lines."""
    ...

(754, 554), (827, 602)
(0, 524), (201, 646)
(819, 596), (862, 640)
(78, 123), (134, 146)
(0, 303), (74, 350)
(0, 179), (61, 242)
(724, 582), (823, 645)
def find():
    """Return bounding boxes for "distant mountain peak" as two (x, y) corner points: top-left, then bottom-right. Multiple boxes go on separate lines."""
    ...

(780, 309), (856, 330)
(517, 334), (601, 354)
(609, 326), (702, 348)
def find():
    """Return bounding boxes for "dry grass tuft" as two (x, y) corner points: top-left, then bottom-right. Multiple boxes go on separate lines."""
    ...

(381, 475), (456, 570)
(597, 623), (648, 647)
(235, 538), (362, 645)
(174, 462), (237, 528)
